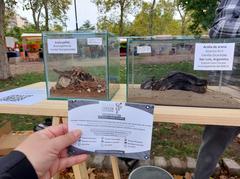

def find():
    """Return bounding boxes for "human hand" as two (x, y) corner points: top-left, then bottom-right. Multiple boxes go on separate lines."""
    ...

(16, 124), (88, 179)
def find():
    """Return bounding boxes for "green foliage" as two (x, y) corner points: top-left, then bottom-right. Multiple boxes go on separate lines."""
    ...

(120, 64), (126, 83)
(22, 0), (70, 31)
(130, 61), (206, 84)
(79, 20), (95, 31)
(151, 123), (202, 158)
(0, 114), (45, 131)
(178, 0), (218, 35)
(5, 26), (22, 40)
(92, 0), (141, 35)
(130, 1), (182, 36)
(5, 24), (38, 42)
(52, 23), (64, 32)
(4, 0), (17, 7)
(97, 16), (120, 34)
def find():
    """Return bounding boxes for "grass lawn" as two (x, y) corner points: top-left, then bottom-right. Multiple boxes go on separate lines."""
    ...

(0, 69), (239, 162)
(128, 61), (207, 84)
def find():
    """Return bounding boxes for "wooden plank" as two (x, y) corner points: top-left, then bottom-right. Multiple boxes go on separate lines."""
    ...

(51, 117), (61, 179)
(52, 117), (61, 126)
(0, 131), (31, 156)
(72, 163), (89, 179)
(0, 83), (240, 126)
(62, 117), (68, 124)
(110, 156), (121, 179)
(111, 88), (123, 179)
(154, 106), (240, 126)
(52, 173), (60, 179)
(0, 121), (12, 136)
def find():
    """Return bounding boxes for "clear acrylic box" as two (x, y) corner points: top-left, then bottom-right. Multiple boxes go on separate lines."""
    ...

(43, 32), (120, 100)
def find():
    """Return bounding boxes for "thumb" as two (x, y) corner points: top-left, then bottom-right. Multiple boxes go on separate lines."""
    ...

(51, 130), (81, 152)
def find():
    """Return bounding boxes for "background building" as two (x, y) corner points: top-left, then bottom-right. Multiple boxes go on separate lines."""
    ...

(8, 14), (29, 29)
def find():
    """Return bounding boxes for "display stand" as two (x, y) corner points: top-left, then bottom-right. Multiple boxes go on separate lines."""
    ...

(0, 82), (240, 179)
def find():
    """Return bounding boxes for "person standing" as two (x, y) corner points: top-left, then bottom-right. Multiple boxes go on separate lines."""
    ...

(194, 0), (240, 178)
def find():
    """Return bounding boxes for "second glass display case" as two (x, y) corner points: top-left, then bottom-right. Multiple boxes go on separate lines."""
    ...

(127, 37), (240, 109)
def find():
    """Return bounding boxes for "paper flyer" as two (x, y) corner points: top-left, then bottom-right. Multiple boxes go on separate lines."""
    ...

(194, 43), (235, 71)
(0, 88), (46, 105)
(68, 100), (154, 160)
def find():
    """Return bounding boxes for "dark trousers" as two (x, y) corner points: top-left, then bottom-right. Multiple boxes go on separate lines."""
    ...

(193, 125), (240, 179)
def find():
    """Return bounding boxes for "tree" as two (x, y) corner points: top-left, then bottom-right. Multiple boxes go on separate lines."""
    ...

(5, 24), (40, 43)
(175, 0), (190, 35)
(5, 26), (22, 41)
(97, 16), (119, 34)
(0, 0), (16, 80)
(52, 23), (64, 32)
(130, 1), (181, 36)
(178, 0), (218, 35)
(40, 0), (71, 31)
(149, 0), (156, 35)
(23, 0), (43, 31)
(92, 0), (141, 35)
(79, 20), (95, 31)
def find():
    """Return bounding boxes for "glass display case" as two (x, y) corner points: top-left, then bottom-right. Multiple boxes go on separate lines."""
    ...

(127, 37), (240, 108)
(43, 32), (120, 100)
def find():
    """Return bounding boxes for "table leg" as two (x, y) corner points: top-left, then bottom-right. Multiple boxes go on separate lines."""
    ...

(61, 117), (89, 179)
(52, 117), (61, 179)
(110, 156), (121, 179)
(72, 162), (89, 179)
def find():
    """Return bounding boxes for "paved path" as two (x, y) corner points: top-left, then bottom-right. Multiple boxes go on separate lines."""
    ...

(9, 58), (126, 76)
(10, 62), (44, 75)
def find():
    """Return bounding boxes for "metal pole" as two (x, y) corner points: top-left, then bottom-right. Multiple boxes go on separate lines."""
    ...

(219, 71), (223, 91)
(74, 0), (78, 31)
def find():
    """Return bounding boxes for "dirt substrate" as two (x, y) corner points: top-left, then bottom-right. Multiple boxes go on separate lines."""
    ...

(128, 88), (240, 109)
(50, 88), (106, 99)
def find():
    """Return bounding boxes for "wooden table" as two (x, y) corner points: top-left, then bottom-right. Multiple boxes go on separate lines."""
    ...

(0, 82), (240, 179)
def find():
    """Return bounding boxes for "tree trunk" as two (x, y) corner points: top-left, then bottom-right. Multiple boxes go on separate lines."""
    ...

(176, 0), (187, 35)
(43, 0), (49, 31)
(30, 0), (40, 31)
(149, 0), (156, 36)
(119, 4), (124, 36)
(0, 0), (11, 80)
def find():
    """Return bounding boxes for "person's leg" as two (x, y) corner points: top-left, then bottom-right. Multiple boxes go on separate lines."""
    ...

(193, 125), (240, 179)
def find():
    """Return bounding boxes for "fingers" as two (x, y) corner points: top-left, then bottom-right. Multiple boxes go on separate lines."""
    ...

(58, 154), (89, 171)
(41, 124), (68, 139)
(60, 149), (68, 158)
(51, 130), (81, 152)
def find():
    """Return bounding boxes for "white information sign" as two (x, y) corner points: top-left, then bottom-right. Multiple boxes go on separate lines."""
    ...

(194, 43), (235, 71)
(68, 100), (154, 160)
(47, 39), (77, 54)
(137, 46), (152, 54)
(0, 88), (46, 105)
(87, 38), (103, 46)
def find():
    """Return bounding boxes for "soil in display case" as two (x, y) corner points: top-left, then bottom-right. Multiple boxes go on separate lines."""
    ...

(127, 37), (240, 108)
(43, 32), (120, 100)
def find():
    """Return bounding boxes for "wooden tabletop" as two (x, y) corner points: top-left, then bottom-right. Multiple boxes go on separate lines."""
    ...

(0, 82), (240, 126)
